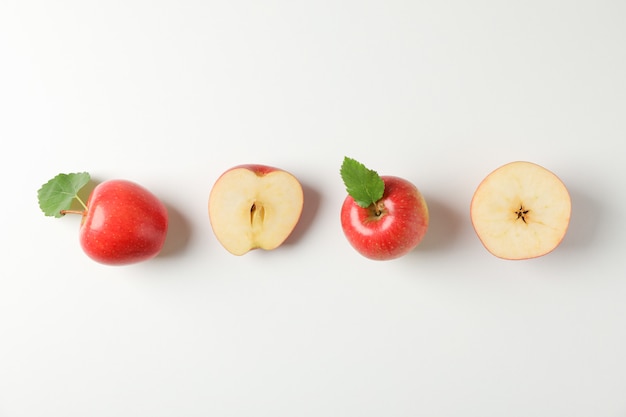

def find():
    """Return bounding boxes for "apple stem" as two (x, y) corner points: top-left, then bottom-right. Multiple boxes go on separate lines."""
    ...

(59, 194), (88, 216)
(373, 201), (385, 217)
(60, 209), (85, 216)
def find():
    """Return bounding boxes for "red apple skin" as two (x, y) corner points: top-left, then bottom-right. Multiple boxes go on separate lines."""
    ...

(79, 180), (168, 265)
(340, 176), (429, 260)
(226, 164), (279, 176)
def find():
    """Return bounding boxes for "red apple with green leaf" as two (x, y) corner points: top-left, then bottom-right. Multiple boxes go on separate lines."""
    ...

(340, 157), (429, 260)
(38, 172), (168, 265)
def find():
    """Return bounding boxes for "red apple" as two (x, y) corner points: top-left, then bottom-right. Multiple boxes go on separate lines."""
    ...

(79, 180), (168, 265)
(340, 157), (429, 260)
(208, 164), (304, 255)
(38, 173), (169, 265)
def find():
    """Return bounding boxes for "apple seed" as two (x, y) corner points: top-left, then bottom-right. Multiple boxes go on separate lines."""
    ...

(515, 205), (530, 224)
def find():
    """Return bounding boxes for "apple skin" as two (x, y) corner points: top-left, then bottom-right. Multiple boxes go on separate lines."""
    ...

(340, 176), (429, 260)
(234, 164), (276, 174)
(78, 180), (168, 265)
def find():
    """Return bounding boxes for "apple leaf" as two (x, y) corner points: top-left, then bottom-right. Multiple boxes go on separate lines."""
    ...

(340, 156), (385, 208)
(38, 172), (91, 218)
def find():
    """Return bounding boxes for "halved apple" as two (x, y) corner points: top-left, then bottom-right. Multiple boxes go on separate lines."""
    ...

(470, 161), (571, 260)
(208, 164), (304, 255)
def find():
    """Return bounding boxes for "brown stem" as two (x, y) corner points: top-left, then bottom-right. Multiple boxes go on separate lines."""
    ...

(60, 209), (85, 216)
(372, 201), (385, 217)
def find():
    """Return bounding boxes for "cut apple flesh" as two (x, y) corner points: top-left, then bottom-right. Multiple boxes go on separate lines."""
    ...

(209, 167), (304, 255)
(470, 161), (571, 260)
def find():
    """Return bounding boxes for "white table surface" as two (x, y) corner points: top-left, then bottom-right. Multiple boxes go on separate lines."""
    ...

(2, 1), (626, 416)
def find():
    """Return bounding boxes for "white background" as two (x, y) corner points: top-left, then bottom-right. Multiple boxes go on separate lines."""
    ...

(1, 1), (626, 416)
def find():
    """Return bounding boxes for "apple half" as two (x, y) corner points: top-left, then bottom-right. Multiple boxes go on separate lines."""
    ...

(470, 161), (571, 260)
(208, 164), (304, 255)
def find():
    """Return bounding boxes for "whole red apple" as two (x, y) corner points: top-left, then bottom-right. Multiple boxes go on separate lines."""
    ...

(79, 180), (168, 265)
(340, 158), (429, 260)
(38, 173), (169, 265)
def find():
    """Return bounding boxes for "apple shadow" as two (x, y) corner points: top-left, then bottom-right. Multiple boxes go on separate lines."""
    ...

(411, 196), (464, 253)
(557, 186), (601, 252)
(283, 181), (321, 246)
(157, 202), (193, 259)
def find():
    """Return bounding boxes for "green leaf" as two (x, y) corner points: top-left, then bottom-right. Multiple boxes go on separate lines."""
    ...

(37, 172), (91, 218)
(340, 156), (385, 208)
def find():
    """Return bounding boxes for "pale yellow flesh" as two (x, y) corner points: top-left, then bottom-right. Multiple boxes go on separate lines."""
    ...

(470, 161), (571, 260)
(208, 168), (304, 255)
